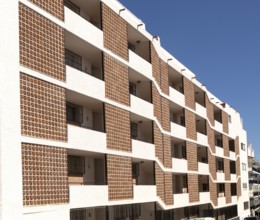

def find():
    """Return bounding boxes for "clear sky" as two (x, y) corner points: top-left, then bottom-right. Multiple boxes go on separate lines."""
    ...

(120, 0), (260, 159)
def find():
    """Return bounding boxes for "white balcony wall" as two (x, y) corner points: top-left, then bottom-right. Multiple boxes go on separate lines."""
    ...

(65, 7), (103, 49)
(216, 172), (225, 182)
(230, 174), (237, 182)
(229, 151), (236, 161)
(197, 132), (208, 146)
(130, 95), (153, 119)
(173, 193), (189, 208)
(198, 162), (209, 175)
(232, 196), (237, 204)
(218, 197), (226, 207)
(215, 146), (224, 157)
(66, 65), (105, 101)
(67, 125), (106, 153)
(214, 120), (223, 133)
(199, 192), (210, 204)
(133, 185), (156, 203)
(22, 209), (69, 220)
(128, 50), (152, 78)
(169, 87), (185, 107)
(195, 103), (207, 118)
(172, 158), (188, 173)
(171, 123), (186, 140)
(70, 185), (108, 208)
(132, 139), (155, 160)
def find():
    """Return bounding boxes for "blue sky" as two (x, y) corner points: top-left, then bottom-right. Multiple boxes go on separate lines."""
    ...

(120, 0), (260, 159)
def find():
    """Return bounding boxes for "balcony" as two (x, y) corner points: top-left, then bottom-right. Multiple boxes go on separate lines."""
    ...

(169, 87), (185, 106)
(199, 192), (210, 204)
(173, 193), (189, 209)
(215, 146), (224, 157)
(214, 120), (223, 133)
(133, 185), (156, 203)
(195, 102), (207, 118)
(232, 196), (237, 203)
(132, 139), (155, 160)
(230, 174), (236, 182)
(172, 158), (188, 173)
(218, 196), (226, 207)
(171, 122), (186, 140)
(130, 95), (153, 119)
(64, 7), (103, 49)
(197, 132), (208, 146)
(217, 172), (225, 182)
(128, 50), (152, 78)
(66, 65), (105, 101)
(198, 162), (209, 175)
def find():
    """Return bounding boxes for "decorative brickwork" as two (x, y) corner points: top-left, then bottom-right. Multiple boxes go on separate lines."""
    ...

(224, 159), (231, 181)
(185, 109), (197, 140)
(107, 155), (133, 200)
(160, 60), (169, 95)
(235, 136), (240, 156)
(19, 4), (65, 81)
(154, 123), (163, 163)
(237, 178), (241, 197)
(225, 183), (231, 204)
(236, 157), (241, 177)
(188, 174), (199, 203)
(20, 74), (67, 141)
(155, 163), (165, 202)
(164, 173), (173, 205)
(223, 135), (230, 157)
(208, 152), (216, 180)
(151, 44), (161, 86)
(163, 135), (172, 168)
(187, 142), (198, 171)
(207, 123), (215, 153)
(161, 97), (170, 132)
(152, 83), (162, 125)
(222, 111), (229, 134)
(103, 54), (129, 106)
(22, 143), (68, 206)
(205, 94), (214, 126)
(28, 0), (64, 20)
(183, 77), (195, 110)
(102, 4), (128, 60)
(105, 104), (131, 152)
(209, 179), (218, 206)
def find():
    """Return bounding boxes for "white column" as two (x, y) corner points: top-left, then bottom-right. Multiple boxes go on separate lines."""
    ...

(0, 0), (23, 219)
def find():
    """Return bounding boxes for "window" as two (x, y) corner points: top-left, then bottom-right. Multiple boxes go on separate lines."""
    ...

(241, 143), (246, 151)
(132, 163), (139, 178)
(129, 204), (141, 218)
(183, 175), (188, 188)
(217, 160), (224, 172)
(131, 122), (138, 139)
(231, 183), (237, 196)
(218, 184), (225, 197)
(242, 163), (247, 171)
(202, 183), (209, 192)
(70, 209), (86, 220)
(66, 102), (83, 125)
(244, 201), (249, 210)
(129, 83), (137, 96)
(65, 49), (82, 71)
(216, 137), (223, 147)
(180, 116), (185, 126)
(68, 156), (85, 176)
(228, 115), (232, 123)
(114, 205), (129, 220)
(243, 183), (247, 189)
(182, 145), (187, 159)
(64, 0), (80, 14)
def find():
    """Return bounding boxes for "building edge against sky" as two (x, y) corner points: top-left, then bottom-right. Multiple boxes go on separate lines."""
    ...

(0, 0), (250, 219)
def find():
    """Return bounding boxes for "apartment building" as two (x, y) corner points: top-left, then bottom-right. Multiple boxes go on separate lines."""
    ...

(0, 0), (250, 219)
(248, 145), (260, 216)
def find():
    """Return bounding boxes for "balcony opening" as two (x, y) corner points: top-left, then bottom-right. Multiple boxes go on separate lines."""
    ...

(197, 145), (208, 163)
(66, 90), (105, 132)
(199, 175), (209, 192)
(64, 0), (101, 29)
(230, 161), (236, 174)
(132, 159), (155, 185)
(214, 106), (222, 124)
(196, 115), (207, 135)
(65, 31), (103, 80)
(195, 85), (205, 107)
(173, 174), (188, 194)
(169, 66), (184, 94)
(170, 102), (185, 127)
(129, 68), (152, 103)
(231, 183), (237, 196)
(68, 151), (106, 185)
(216, 157), (224, 173)
(229, 138), (235, 152)
(130, 113), (153, 144)
(70, 207), (106, 220)
(217, 183), (225, 197)
(128, 25), (151, 63)
(155, 205), (174, 220)
(214, 132), (223, 148)
(171, 138), (186, 159)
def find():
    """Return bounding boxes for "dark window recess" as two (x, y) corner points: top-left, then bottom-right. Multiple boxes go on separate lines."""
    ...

(132, 163), (139, 178)
(202, 183), (209, 192)
(129, 83), (137, 96)
(164, 210), (175, 220)
(180, 116), (185, 126)
(183, 175), (188, 188)
(65, 49), (82, 71)
(68, 155), (85, 176)
(70, 209), (86, 220)
(216, 138), (223, 147)
(231, 183), (237, 196)
(129, 204), (141, 218)
(229, 139), (235, 152)
(64, 0), (80, 14)
(217, 160), (224, 171)
(66, 102), (83, 125)
(244, 201), (249, 210)
(182, 146), (186, 159)
(131, 122), (138, 139)
(128, 43), (135, 52)
(114, 205), (129, 220)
